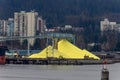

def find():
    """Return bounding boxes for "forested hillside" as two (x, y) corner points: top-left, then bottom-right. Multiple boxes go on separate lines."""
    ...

(0, 0), (120, 27)
(1, 0), (120, 50)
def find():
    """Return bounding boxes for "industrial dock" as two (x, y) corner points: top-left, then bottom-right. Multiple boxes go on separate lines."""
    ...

(5, 58), (114, 65)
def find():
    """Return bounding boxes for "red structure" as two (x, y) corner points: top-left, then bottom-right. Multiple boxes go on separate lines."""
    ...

(0, 46), (8, 65)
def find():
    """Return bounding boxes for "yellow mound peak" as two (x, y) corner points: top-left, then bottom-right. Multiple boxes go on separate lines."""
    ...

(58, 39), (85, 59)
(58, 39), (100, 59)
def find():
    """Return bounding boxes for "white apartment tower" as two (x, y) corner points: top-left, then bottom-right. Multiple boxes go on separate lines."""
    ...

(26, 11), (38, 45)
(14, 11), (45, 45)
(14, 11), (27, 36)
(19, 11), (27, 36)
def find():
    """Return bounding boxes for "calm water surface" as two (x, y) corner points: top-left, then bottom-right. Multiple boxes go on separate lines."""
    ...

(0, 63), (120, 80)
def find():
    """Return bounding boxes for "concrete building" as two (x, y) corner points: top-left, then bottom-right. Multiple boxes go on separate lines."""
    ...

(37, 17), (46, 34)
(113, 24), (120, 32)
(7, 18), (14, 36)
(19, 11), (27, 37)
(14, 12), (20, 36)
(0, 20), (8, 36)
(14, 11), (44, 45)
(100, 18), (120, 34)
(100, 18), (116, 32)
(26, 11), (38, 45)
(14, 11), (27, 36)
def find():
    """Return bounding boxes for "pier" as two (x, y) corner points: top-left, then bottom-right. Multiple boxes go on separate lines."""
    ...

(5, 58), (114, 65)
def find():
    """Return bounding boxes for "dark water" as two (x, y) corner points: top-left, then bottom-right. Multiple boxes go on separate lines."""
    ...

(0, 63), (120, 80)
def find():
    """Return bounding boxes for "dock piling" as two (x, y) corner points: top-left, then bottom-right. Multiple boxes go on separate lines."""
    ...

(101, 60), (109, 80)
(101, 68), (109, 80)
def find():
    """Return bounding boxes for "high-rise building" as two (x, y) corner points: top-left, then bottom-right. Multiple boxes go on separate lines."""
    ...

(7, 18), (14, 36)
(14, 11), (27, 36)
(14, 10), (46, 45)
(0, 20), (8, 36)
(19, 11), (27, 37)
(26, 11), (38, 45)
(14, 12), (20, 36)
